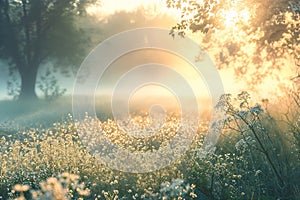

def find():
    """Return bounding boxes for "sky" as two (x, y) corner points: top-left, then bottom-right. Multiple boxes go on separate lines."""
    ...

(0, 0), (179, 100)
(86, 0), (178, 20)
(0, 0), (295, 102)
(78, 0), (298, 102)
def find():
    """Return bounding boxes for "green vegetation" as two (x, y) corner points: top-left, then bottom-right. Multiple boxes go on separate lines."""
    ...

(0, 0), (96, 100)
(0, 91), (299, 199)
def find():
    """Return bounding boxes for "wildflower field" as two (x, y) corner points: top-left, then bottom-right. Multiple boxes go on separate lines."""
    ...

(0, 91), (299, 200)
(0, 0), (299, 199)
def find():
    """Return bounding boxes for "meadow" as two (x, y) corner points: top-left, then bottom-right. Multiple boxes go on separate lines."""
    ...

(0, 91), (299, 200)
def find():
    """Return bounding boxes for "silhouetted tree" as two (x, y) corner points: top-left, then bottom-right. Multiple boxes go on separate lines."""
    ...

(0, 0), (96, 100)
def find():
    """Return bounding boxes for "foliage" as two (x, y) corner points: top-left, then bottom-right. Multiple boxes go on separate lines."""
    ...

(0, 92), (300, 199)
(0, 114), (200, 200)
(0, 0), (96, 99)
(212, 92), (297, 198)
(7, 68), (21, 100)
(6, 66), (67, 101)
(11, 173), (90, 200)
(167, 0), (300, 87)
(283, 81), (300, 164)
(37, 67), (66, 101)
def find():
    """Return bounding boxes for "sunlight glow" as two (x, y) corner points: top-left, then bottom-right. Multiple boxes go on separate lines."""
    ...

(222, 8), (251, 28)
(223, 9), (239, 28)
(86, 0), (177, 20)
(84, 0), (294, 101)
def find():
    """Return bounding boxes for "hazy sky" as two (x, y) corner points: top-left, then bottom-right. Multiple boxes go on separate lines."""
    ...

(86, 0), (177, 20)
(0, 0), (292, 101)
(83, 0), (296, 101)
(0, 1), (177, 100)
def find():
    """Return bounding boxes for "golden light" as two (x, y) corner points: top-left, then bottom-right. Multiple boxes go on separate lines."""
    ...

(223, 9), (239, 28)
(86, 0), (179, 20)
(86, 5), (99, 15)
(240, 9), (251, 22)
(221, 8), (251, 28)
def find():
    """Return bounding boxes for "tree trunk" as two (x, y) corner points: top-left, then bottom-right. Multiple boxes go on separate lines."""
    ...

(18, 66), (38, 100)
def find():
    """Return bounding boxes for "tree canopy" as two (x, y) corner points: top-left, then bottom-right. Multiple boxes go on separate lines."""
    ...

(167, 0), (300, 89)
(0, 0), (96, 100)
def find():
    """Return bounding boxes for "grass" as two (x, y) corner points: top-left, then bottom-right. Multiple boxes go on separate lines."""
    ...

(0, 92), (299, 199)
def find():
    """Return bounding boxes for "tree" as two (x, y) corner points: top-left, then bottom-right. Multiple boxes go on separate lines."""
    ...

(0, 0), (96, 100)
(166, 0), (300, 196)
(167, 0), (300, 88)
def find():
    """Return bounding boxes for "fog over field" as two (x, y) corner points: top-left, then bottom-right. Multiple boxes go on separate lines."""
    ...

(0, 0), (299, 199)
